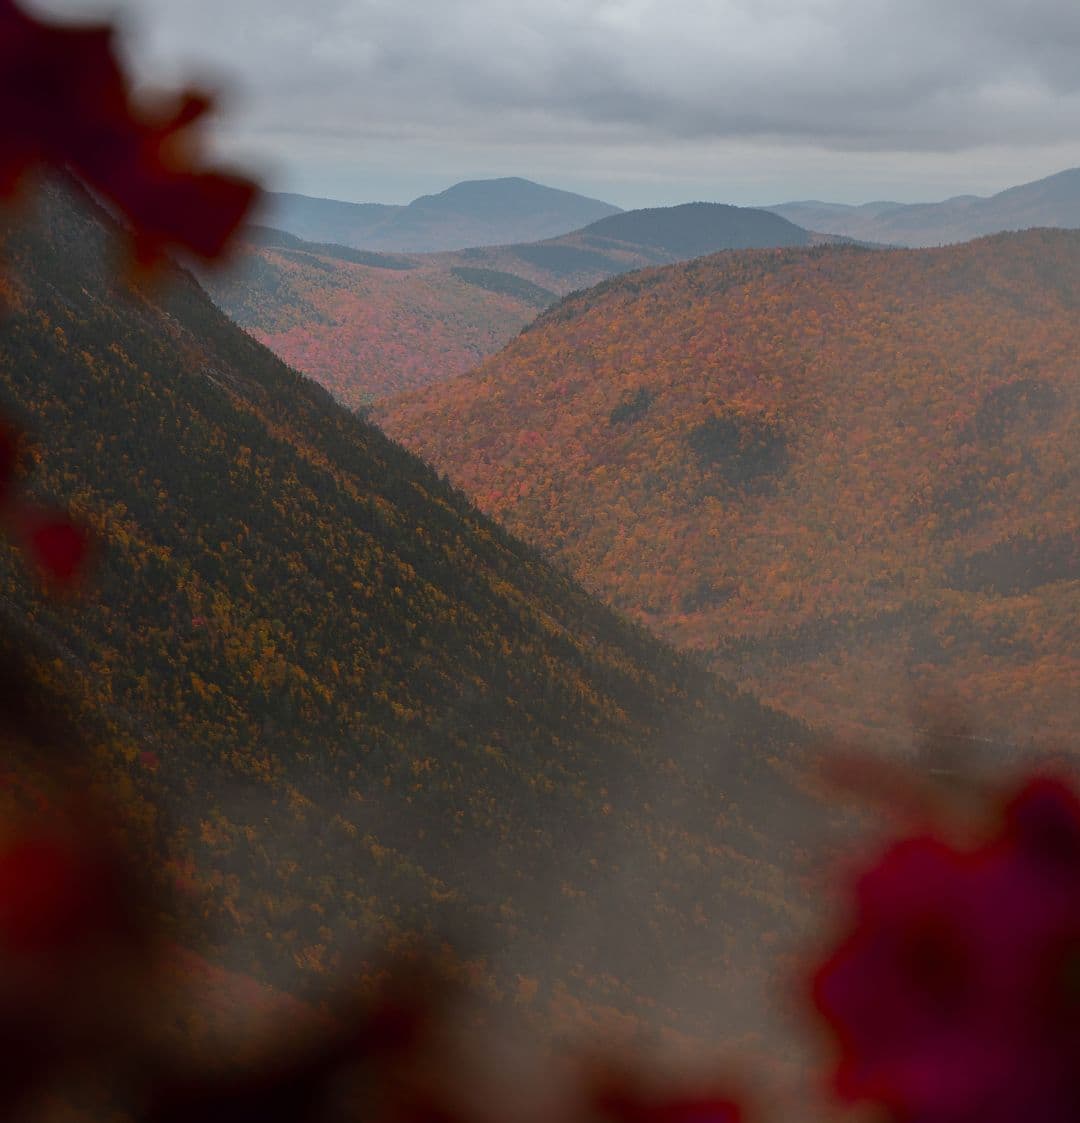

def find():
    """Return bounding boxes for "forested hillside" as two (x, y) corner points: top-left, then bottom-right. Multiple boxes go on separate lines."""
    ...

(199, 228), (550, 407)
(0, 181), (823, 1048)
(383, 234), (1080, 751)
(203, 204), (817, 407)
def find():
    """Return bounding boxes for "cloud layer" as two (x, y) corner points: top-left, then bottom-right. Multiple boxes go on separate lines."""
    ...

(29, 0), (1080, 203)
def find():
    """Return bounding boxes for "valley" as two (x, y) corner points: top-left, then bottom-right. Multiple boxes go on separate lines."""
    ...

(201, 198), (818, 407)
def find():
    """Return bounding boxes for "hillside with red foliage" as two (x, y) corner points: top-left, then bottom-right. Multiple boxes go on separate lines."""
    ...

(200, 234), (544, 407)
(202, 205), (816, 407)
(383, 234), (1080, 751)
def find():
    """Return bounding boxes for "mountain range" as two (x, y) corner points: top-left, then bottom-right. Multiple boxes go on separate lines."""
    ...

(226, 166), (1080, 413)
(261, 177), (622, 253)
(768, 167), (1080, 247)
(263, 164), (1080, 260)
(202, 201), (816, 407)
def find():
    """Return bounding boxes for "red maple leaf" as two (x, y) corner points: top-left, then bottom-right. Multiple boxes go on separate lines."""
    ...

(812, 776), (1080, 1122)
(0, 0), (257, 264)
(0, 0), (259, 584)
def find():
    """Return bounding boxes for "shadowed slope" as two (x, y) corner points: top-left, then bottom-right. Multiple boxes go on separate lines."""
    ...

(0, 180), (823, 1046)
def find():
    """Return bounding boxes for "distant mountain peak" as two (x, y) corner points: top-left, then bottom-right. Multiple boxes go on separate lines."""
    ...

(578, 201), (811, 256)
(262, 177), (621, 252)
(406, 177), (623, 220)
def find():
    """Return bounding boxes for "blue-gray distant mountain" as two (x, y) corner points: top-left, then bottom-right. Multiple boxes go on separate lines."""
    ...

(577, 201), (812, 257)
(768, 167), (1080, 247)
(261, 177), (622, 252)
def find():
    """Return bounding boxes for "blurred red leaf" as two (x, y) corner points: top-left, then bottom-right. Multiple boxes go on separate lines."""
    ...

(23, 514), (88, 584)
(589, 1067), (744, 1123)
(0, 424), (16, 505)
(0, 0), (260, 585)
(0, 826), (137, 959)
(812, 775), (1080, 1122)
(0, 0), (257, 263)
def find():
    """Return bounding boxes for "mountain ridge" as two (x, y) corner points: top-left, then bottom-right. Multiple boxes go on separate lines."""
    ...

(261, 177), (622, 253)
(768, 167), (1080, 246)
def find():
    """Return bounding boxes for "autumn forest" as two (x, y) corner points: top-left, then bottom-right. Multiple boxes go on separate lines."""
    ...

(1, 1), (1079, 1120)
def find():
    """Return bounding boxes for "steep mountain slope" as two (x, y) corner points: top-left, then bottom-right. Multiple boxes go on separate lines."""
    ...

(203, 204), (818, 407)
(0, 181), (822, 1046)
(383, 234), (1080, 751)
(768, 167), (1080, 246)
(261, 177), (622, 253)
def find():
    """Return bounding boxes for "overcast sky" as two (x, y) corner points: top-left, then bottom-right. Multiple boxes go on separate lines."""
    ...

(30, 0), (1080, 208)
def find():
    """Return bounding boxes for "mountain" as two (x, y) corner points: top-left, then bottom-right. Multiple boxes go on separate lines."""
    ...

(768, 167), (1080, 247)
(257, 193), (395, 246)
(408, 177), (619, 225)
(261, 177), (622, 253)
(202, 203), (818, 408)
(578, 202), (811, 256)
(0, 180), (824, 1047)
(382, 233), (1080, 752)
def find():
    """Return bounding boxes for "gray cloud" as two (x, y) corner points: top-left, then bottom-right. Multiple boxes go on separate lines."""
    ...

(27, 0), (1080, 203)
